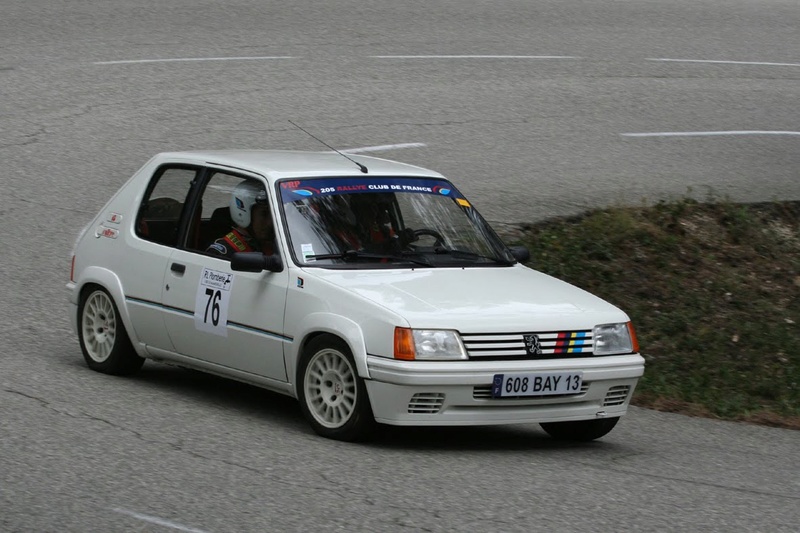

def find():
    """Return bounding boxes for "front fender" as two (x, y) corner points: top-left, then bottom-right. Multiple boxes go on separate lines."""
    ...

(287, 312), (371, 387)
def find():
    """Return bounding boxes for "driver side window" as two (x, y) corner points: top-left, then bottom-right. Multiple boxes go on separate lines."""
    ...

(185, 172), (273, 258)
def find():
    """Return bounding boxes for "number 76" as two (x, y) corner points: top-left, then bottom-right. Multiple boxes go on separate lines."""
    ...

(204, 288), (222, 326)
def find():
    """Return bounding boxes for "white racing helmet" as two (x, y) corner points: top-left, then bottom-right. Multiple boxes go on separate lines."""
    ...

(230, 181), (268, 228)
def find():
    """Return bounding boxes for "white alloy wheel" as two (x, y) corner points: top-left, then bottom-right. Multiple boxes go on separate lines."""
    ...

(82, 290), (118, 363)
(78, 287), (144, 375)
(298, 335), (375, 441)
(304, 347), (358, 428)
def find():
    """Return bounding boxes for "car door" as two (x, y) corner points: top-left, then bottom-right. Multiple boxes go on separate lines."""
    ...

(124, 163), (202, 352)
(160, 169), (290, 382)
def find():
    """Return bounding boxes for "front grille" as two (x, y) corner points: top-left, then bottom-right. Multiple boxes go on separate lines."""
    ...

(408, 392), (445, 414)
(603, 385), (630, 406)
(461, 331), (594, 360)
(473, 382), (589, 400)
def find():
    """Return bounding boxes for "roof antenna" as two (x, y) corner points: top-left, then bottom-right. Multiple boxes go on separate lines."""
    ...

(288, 120), (368, 174)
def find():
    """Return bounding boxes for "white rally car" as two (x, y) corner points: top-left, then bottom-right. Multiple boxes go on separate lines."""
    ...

(68, 150), (644, 442)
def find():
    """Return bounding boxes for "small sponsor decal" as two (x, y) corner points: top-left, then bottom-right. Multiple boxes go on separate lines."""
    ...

(108, 213), (122, 224)
(208, 243), (227, 255)
(96, 226), (118, 239)
(202, 269), (233, 290)
(297, 277), (304, 288)
(301, 243), (316, 262)
(456, 198), (471, 207)
(280, 180), (302, 190)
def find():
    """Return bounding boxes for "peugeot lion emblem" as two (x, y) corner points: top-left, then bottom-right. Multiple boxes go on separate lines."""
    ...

(523, 334), (542, 356)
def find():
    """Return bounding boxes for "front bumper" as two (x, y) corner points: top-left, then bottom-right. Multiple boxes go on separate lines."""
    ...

(365, 354), (644, 426)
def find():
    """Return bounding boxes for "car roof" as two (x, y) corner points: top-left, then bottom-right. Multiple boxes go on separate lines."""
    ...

(156, 150), (444, 181)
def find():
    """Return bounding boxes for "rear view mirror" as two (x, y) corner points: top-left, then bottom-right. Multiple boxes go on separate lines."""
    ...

(231, 252), (283, 273)
(508, 246), (530, 263)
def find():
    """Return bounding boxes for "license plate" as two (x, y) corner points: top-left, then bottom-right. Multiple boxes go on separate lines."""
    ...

(491, 372), (583, 398)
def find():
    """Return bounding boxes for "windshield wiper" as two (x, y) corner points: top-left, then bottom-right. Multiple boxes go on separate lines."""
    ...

(307, 250), (433, 266)
(433, 247), (514, 266)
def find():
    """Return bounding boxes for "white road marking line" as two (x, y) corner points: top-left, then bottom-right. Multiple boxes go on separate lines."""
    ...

(371, 55), (578, 59)
(646, 58), (800, 67)
(112, 508), (210, 533)
(94, 56), (294, 65)
(93, 56), (798, 67)
(342, 143), (426, 153)
(622, 131), (800, 137)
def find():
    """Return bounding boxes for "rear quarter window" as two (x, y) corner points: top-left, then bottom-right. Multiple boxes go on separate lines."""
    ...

(135, 166), (199, 247)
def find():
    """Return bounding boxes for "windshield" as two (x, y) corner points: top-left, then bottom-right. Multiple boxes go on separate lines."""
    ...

(278, 176), (515, 268)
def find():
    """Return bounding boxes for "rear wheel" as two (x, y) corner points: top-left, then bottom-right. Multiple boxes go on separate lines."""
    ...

(540, 417), (619, 442)
(78, 287), (144, 376)
(297, 335), (375, 441)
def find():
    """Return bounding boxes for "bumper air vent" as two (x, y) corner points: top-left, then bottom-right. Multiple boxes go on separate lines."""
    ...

(407, 393), (445, 414)
(603, 385), (631, 406)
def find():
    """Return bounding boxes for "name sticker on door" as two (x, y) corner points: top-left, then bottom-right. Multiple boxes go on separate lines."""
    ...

(194, 268), (234, 336)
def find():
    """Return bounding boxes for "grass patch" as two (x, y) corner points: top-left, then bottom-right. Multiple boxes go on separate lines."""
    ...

(512, 199), (800, 429)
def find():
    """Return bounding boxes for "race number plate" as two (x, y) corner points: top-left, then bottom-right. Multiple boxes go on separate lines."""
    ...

(194, 268), (234, 337)
(491, 372), (583, 398)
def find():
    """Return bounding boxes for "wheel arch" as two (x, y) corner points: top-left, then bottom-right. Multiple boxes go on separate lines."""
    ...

(74, 266), (145, 356)
(287, 313), (371, 390)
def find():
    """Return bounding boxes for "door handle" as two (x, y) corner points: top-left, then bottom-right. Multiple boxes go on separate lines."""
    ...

(170, 262), (186, 274)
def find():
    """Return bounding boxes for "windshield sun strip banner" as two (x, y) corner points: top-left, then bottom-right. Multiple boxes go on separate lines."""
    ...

(278, 177), (466, 203)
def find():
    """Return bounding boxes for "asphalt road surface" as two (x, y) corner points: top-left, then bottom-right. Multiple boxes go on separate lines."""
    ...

(1, 0), (798, 531)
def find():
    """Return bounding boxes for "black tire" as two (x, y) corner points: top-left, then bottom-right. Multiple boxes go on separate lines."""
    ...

(540, 417), (620, 442)
(78, 287), (144, 376)
(297, 335), (375, 441)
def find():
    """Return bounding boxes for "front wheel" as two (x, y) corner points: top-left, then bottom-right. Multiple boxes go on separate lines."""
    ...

(78, 287), (144, 376)
(540, 417), (620, 442)
(297, 335), (375, 441)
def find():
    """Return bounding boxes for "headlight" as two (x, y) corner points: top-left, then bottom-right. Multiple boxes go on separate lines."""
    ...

(394, 327), (467, 360)
(593, 322), (639, 355)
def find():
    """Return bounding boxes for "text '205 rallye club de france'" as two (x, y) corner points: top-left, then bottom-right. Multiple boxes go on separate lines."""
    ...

(68, 150), (644, 442)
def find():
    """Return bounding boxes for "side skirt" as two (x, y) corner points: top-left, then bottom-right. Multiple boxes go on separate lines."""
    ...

(143, 345), (296, 398)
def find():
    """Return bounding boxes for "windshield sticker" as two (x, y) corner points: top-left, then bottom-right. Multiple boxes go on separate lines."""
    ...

(280, 177), (464, 202)
(301, 243), (316, 262)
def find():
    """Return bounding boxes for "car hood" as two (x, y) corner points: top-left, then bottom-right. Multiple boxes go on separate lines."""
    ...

(306, 265), (628, 331)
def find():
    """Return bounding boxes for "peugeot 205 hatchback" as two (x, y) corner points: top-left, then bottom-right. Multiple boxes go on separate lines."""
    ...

(68, 150), (644, 442)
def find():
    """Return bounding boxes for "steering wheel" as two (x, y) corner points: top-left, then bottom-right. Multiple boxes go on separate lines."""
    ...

(412, 228), (445, 247)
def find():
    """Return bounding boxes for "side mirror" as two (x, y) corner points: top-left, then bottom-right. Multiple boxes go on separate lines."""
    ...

(508, 245), (530, 263)
(231, 252), (283, 273)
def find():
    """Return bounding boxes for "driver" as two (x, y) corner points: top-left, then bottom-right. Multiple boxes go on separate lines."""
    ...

(365, 202), (396, 245)
(347, 197), (396, 251)
(206, 181), (275, 258)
